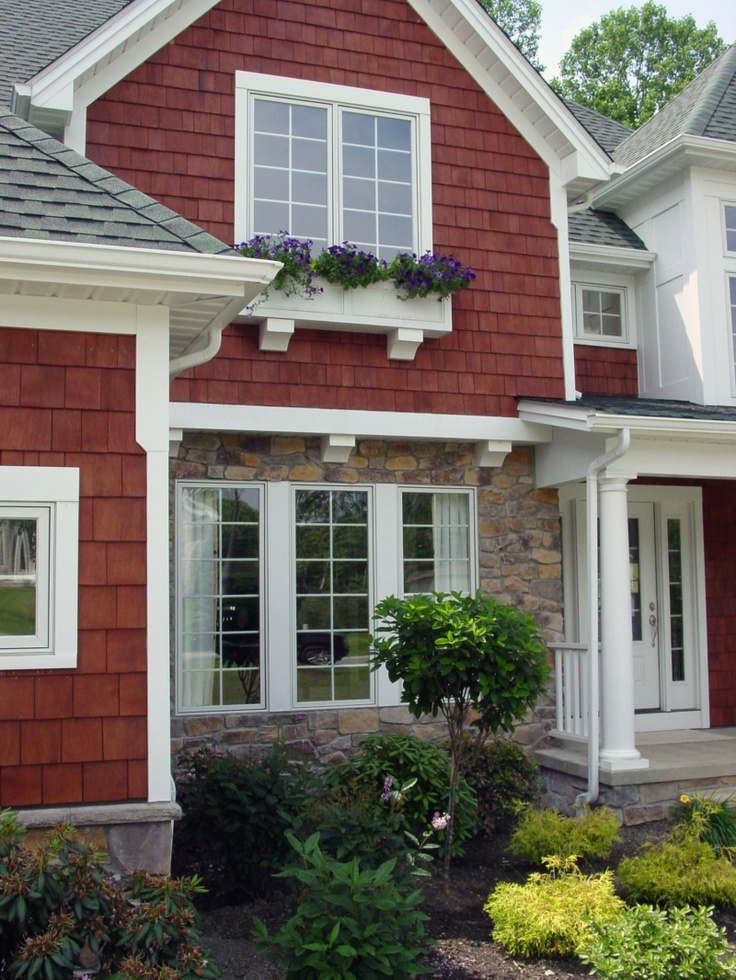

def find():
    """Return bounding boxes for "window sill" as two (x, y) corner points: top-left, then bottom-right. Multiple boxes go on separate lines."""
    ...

(239, 278), (453, 360)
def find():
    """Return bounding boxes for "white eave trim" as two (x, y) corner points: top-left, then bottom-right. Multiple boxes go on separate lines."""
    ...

(594, 135), (736, 210)
(407, 0), (612, 188)
(518, 399), (736, 442)
(569, 242), (656, 273)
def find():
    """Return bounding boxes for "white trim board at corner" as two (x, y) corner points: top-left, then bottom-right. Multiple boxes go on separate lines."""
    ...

(169, 403), (552, 445)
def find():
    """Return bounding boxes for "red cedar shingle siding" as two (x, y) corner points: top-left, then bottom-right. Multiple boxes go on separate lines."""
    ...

(574, 345), (639, 397)
(86, 0), (565, 416)
(703, 481), (736, 726)
(0, 328), (147, 808)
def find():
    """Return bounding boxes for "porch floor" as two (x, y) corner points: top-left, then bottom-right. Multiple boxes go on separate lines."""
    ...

(535, 727), (736, 788)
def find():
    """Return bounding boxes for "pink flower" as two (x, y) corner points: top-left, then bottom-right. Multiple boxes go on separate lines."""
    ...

(431, 812), (450, 831)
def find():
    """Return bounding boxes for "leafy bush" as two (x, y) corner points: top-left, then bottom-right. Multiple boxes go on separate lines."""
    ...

(456, 735), (540, 836)
(0, 809), (218, 979)
(509, 805), (620, 864)
(313, 243), (388, 289)
(579, 903), (736, 979)
(387, 251), (476, 300)
(483, 856), (624, 958)
(618, 827), (736, 907)
(176, 743), (317, 900)
(252, 832), (433, 979)
(675, 793), (736, 856)
(328, 733), (477, 854)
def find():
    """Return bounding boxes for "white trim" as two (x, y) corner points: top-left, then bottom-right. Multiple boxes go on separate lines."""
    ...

(571, 280), (633, 348)
(569, 243), (656, 273)
(0, 467), (79, 670)
(170, 402), (551, 446)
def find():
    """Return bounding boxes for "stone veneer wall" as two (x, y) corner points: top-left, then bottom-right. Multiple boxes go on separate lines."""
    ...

(170, 434), (562, 762)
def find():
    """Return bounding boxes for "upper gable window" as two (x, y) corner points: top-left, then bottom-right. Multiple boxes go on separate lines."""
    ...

(235, 73), (432, 260)
(726, 205), (736, 254)
(572, 283), (629, 345)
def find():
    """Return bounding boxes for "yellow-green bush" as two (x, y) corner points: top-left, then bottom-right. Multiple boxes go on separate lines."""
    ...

(483, 857), (624, 958)
(509, 805), (620, 864)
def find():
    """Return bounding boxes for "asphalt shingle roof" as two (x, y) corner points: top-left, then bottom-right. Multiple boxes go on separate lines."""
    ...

(0, 0), (131, 109)
(0, 111), (233, 253)
(568, 209), (648, 250)
(562, 99), (632, 155)
(574, 395), (736, 422)
(614, 43), (736, 167)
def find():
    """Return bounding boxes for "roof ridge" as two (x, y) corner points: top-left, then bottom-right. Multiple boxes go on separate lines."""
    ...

(680, 43), (736, 138)
(0, 110), (233, 254)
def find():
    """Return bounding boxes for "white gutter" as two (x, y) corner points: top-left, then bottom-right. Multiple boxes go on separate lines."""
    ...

(580, 427), (630, 808)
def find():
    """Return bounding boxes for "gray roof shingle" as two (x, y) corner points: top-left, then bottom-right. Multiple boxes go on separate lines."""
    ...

(614, 43), (736, 167)
(0, 1), (131, 109)
(568, 209), (648, 250)
(0, 111), (233, 253)
(562, 99), (632, 155)
(576, 394), (736, 421)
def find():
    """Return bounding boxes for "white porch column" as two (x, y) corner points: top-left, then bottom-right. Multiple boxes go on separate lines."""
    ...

(598, 476), (649, 771)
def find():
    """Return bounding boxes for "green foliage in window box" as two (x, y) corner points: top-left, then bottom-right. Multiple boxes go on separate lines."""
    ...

(578, 903), (736, 979)
(312, 242), (389, 289)
(618, 826), (736, 908)
(175, 743), (317, 901)
(483, 856), (624, 958)
(327, 733), (477, 856)
(0, 809), (219, 979)
(236, 232), (320, 307)
(675, 793), (736, 857)
(252, 831), (433, 979)
(387, 251), (476, 300)
(454, 734), (540, 836)
(509, 805), (620, 864)
(372, 591), (549, 880)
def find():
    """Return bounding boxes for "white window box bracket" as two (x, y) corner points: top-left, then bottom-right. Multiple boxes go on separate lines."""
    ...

(242, 279), (453, 361)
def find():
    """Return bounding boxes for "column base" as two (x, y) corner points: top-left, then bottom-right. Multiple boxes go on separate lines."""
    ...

(599, 749), (650, 773)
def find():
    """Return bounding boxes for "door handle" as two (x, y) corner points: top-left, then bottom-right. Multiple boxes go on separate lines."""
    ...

(649, 613), (658, 648)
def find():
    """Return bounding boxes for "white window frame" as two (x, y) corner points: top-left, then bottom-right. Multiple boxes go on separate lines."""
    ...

(571, 276), (634, 347)
(728, 274), (736, 395)
(0, 467), (79, 669)
(234, 71), (433, 256)
(723, 202), (736, 255)
(398, 487), (477, 597)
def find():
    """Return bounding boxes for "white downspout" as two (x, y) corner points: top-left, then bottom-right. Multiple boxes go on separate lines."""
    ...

(579, 427), (631, 808)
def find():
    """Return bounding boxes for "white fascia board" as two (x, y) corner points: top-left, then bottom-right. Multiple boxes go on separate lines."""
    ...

(569, 243), (656, 273)
(0, 238), (280, 302)
(17, 0), (220, 117)
(518, 399), (736, 442)
(170, 402), (552, 446)
(594, 136), (736, 210)
(407, 0), (611, 186)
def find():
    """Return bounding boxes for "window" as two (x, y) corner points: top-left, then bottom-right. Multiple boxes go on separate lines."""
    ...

(572, 282), (631, 345)
(730, 276), (736, 382)
(725, 204), (736, 253)
(0, 467), (79, 669)
(236, 73), (432, 260)
(176, 482), (477, 713)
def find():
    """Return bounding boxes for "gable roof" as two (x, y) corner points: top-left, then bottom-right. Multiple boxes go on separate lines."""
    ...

(568, 209), (648, 250)
(0, 111), (233, 253)
(0, 0), (132, 109)
(614, 43), (736, 167)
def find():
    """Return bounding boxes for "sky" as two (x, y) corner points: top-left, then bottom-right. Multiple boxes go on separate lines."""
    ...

(537, 0), (736, 77)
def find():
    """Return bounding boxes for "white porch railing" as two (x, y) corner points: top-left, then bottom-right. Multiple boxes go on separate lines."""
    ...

(549, 642), (591, 741)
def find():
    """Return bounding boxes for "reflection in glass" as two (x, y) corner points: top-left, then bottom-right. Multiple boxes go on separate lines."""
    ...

(668, 519), (685, 683)
(401, 492), (471, 594)
(0, 518), (37, 636)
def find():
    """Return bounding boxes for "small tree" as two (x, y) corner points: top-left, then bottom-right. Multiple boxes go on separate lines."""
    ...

(371, 591), (549, 883)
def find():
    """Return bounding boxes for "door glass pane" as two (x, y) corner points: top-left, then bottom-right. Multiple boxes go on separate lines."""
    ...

(667, 519), (685, 682)
(402, 492), (471, 594)
(0, 519), (37, 636)
(628, 517), (642, 642)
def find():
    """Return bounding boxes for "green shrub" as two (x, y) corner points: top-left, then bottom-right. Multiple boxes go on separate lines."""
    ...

(456, 735), (540, 836)
(579, 903), (736, 979)
(509, 805), (620, 864)
(0, 809), (218, 979)
(328, 733), (477, 854)
(252, 832), (433, 979)
(483, 856), (624, 958)
(176, 743), (318, 900)
(675, 793), (736, 856)
(618, 828), (736, 907)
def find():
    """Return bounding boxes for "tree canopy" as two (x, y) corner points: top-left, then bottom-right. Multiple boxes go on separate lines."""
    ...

(477, 0), (544, 72)
(550, 2), (727, 128)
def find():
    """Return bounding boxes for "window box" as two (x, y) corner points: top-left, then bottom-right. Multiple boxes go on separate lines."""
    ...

(241, 278), (453, 360)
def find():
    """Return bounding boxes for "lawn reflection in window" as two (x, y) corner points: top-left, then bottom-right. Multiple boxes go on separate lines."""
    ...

(402, 491), (471, 594)
(294, 488), (371, 703)
(0, 518), (38, 637)
(179, 486), (262, 709)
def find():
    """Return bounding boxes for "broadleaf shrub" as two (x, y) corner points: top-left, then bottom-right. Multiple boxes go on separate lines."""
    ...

(252, 832), (433, 979)
(175, 743), (317, 900)
(579, 903), (736, 979)
(328, 733), (477, 854)
(509, 805), (620, 864)
(618, 827), (736, 907)
(0, 809), (219, 979)
(675, 793), (736, 856)
(455, 735), (540, 836)
(483, 856), (624, 958)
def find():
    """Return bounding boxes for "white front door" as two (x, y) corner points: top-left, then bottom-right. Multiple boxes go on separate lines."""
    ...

(629, 504), (660, 710)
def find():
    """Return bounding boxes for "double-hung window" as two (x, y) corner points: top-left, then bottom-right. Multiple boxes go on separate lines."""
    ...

(235, 72), (432, 259)
(401, 490), (473, 595)
(725, 204), (736, 254)
(725, 204), (736, 387)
